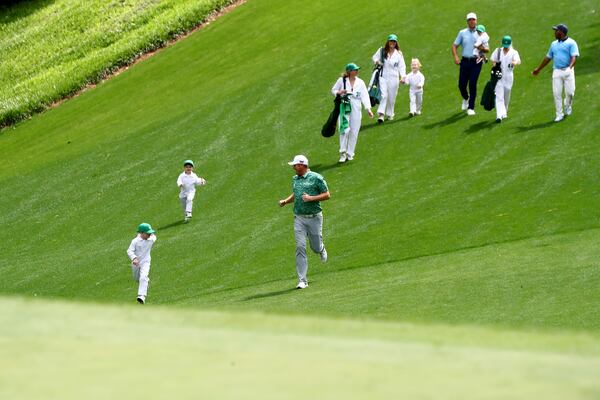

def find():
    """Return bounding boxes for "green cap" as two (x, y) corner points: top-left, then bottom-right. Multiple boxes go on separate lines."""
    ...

(476, 24), (486, 33)
(183, 159), (194, 167)
(387, 34), (398, 42)
(345, 63), (360, 72)
(501, 35), (512, 48)
(137, 223), (155, 234)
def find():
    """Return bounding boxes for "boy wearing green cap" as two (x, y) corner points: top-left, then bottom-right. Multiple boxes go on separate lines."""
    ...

(177, 160), (207, 222)
(126, 223), (157, 304)
(490, 36), (521, 123)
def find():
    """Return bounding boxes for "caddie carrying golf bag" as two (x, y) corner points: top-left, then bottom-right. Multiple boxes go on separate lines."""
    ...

(480, 49), (503, 111)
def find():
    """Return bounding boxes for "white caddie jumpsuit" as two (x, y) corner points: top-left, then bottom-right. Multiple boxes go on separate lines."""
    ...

(372, 48), (406, 118)
(331, 76), (371, 158)
(491, 47), (521, 120)
(127, 233), (157, 299)
(177, 172), (206, 217)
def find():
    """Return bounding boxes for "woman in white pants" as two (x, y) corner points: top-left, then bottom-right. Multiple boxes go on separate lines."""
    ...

(491, 36), (521, 123)
(331, 63), (373, 163)
(372, 34), (406, 123)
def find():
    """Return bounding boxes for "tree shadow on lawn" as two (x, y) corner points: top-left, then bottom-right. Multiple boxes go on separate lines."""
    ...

(423, 111), (467, 130)
(240, 287), (298, 301)
(0, 0), (55, 21)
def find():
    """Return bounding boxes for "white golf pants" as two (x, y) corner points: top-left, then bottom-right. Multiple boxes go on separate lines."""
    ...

(494, 81), (512, 119)
(409, 91), (423, 114)
(552, 68), (575, 118)
(294, 213), (324, 284)
(179, 194), (194, 216)
(131, 262), (150, 297)
(377, 76), (399, 118)
(339, 107), (362, 157)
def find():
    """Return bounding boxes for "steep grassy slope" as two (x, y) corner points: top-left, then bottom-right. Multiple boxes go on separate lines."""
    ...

(0, 0), (598, 332)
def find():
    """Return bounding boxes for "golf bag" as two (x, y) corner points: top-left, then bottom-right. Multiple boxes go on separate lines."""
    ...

(480, 49), (503, 111)
(368, 66), (382, 106)
(321, 77), (346, 137)
(368, 47), (385, 106)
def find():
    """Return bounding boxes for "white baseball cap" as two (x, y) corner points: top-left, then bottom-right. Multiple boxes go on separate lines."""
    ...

(466, 12), (477, 20)
(288, 155), (308, 166)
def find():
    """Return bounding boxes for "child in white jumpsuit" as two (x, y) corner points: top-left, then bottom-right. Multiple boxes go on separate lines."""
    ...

(177, 159), (206, 222)
(372, 34), (406, 122)
(331, 63), (373, 163)
(491, 36), (521, 122)
(126, 223), (157, 304)
(474, 25), (490, 63)
(404, 58), (425, 116)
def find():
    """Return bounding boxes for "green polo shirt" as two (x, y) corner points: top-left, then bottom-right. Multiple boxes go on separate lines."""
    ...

(292, 170), (328, 215)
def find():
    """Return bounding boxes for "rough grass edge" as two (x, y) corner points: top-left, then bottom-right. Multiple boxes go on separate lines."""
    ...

(0, 0), (246, 130)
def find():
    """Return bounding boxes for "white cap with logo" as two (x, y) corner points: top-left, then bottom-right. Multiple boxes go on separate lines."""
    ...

(466, 12), (477, 20)
(288, 155), (309, 166)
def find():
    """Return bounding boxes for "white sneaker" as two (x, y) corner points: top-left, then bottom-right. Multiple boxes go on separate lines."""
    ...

(461, 99), (469, 110)
(137, 296), (145, 304)
(320, 247), (328, 263)
(554, 115), (564, 122)
(387, 115), (394, 121)
(565, 105), (572, 116)
(346, 154), (354, 161)
(416, 111), (421, 115)
(467, 109), (476, 116)
(338, 153), (347, 163)
(296, 281), (308, 289)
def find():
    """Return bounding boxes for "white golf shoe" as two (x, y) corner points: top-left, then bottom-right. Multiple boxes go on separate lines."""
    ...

(467, 109), (476, 116)
(338, 152), (347, 163)
(565, 105), (572, 116)
(346, 154), (354, 161)
(461, 99), (469, 110)
(296, 281), (308, 289)
(320, 247), (328, 263)
(554, 115), (564, 122)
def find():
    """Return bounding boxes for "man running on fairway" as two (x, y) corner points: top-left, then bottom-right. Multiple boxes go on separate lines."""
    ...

(279, 155), (330, 289)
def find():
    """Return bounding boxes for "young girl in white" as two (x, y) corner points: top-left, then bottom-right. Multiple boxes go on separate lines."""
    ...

(372, 34), (406, 123)
(177, 160), (206, 221)
(404, 58), (425, 116)
(331, 63), (373, 163)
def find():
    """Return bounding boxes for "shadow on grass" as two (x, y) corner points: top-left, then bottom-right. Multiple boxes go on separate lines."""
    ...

(156, 220), (185, 231)
(241, 287), (297, 301)
(311, 161), (349, 173)
(515, 120), (556, 133)
(0, 0), (55, 21)
(464, 119), (497, 134)
(360, 114), (412, 132)
(424, 112), (466, 130)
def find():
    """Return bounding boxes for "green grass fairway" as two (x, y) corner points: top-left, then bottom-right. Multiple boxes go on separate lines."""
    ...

(2, 297), (599, 400)
(1, 0), (599, 396)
